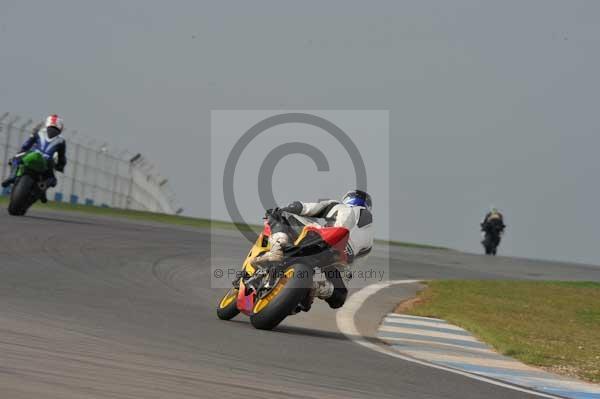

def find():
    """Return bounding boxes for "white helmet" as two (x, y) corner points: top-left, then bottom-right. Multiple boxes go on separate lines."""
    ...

(45, 114), (64, 132)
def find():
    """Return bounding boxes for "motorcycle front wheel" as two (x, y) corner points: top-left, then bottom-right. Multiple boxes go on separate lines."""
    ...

(8, 175), (36, 216)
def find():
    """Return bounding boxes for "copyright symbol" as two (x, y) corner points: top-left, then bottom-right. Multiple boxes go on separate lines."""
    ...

(213, 269), (224, 279)
(223, 112), (367, 243)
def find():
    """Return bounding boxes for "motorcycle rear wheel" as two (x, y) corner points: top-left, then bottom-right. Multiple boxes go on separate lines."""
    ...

(250, 263), (312, 331)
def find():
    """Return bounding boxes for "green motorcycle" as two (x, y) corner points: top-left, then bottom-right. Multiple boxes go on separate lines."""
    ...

(8, 151), (53, 216)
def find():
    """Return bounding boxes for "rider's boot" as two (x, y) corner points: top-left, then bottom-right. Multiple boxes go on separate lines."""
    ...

(250, 232), (288, 267)
(314, 274), (348, 309)
(313, 280), (335, 299)
(1, 177), (15, 188)
(40, 190), (48, 204)
(2, 158), (20, 188)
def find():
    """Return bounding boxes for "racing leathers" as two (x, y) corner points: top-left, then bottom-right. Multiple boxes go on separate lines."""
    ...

(253, 199), (374, 309)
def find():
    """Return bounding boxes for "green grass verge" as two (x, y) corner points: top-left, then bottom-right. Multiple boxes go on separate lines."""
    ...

(405, 280), (600, 382)
(0, 195), (445, 249)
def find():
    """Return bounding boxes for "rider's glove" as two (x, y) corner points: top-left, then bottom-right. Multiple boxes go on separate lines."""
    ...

(32, 122), (43, 134)
(266, 201), (303, 219)
(281, 201), (303, 215)
(265, 207), (281, 219)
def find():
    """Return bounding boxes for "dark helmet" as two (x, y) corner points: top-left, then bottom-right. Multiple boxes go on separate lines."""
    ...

(341, 190), (372, 210)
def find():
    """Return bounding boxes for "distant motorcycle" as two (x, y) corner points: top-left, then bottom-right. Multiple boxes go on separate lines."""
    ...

(216, 211), (350, 330)
(481, 223), (504, 256)
(7, 152), (53, 216)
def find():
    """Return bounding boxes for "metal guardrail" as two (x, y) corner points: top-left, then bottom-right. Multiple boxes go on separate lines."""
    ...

(0, 112), (181, 214)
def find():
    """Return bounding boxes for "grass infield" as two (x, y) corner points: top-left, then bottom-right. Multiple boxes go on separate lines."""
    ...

(404, 280), (600, 383)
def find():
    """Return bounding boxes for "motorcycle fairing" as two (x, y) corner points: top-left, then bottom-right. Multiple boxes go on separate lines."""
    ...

(17, 151), (48, 176)
(290, 225), (349, 265)
(236, 280), (255, 316)
(235, 221), (350, 314)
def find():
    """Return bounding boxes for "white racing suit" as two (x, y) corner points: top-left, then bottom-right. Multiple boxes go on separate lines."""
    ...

(263, 200), (374, 308)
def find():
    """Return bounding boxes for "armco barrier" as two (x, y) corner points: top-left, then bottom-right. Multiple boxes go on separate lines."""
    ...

(0, 112), (180, 214)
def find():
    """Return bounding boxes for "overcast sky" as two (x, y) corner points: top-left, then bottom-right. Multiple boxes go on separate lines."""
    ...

(1, 1), (599, 265)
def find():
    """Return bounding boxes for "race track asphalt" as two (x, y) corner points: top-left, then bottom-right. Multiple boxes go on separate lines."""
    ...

(1, 209), (598, 399)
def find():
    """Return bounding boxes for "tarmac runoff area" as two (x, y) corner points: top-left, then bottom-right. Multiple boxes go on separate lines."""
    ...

(2, 208), (600, 399)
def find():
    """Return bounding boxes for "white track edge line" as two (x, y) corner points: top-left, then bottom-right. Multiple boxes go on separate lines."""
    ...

(335, 280), (563, 399)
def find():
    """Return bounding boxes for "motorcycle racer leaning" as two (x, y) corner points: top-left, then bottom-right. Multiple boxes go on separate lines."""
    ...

(1, 114), (67, 203)
(251, 190), (374, 310)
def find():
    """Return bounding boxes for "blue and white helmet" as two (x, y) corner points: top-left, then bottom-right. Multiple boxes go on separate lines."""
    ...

(342, 190), (372, 210)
